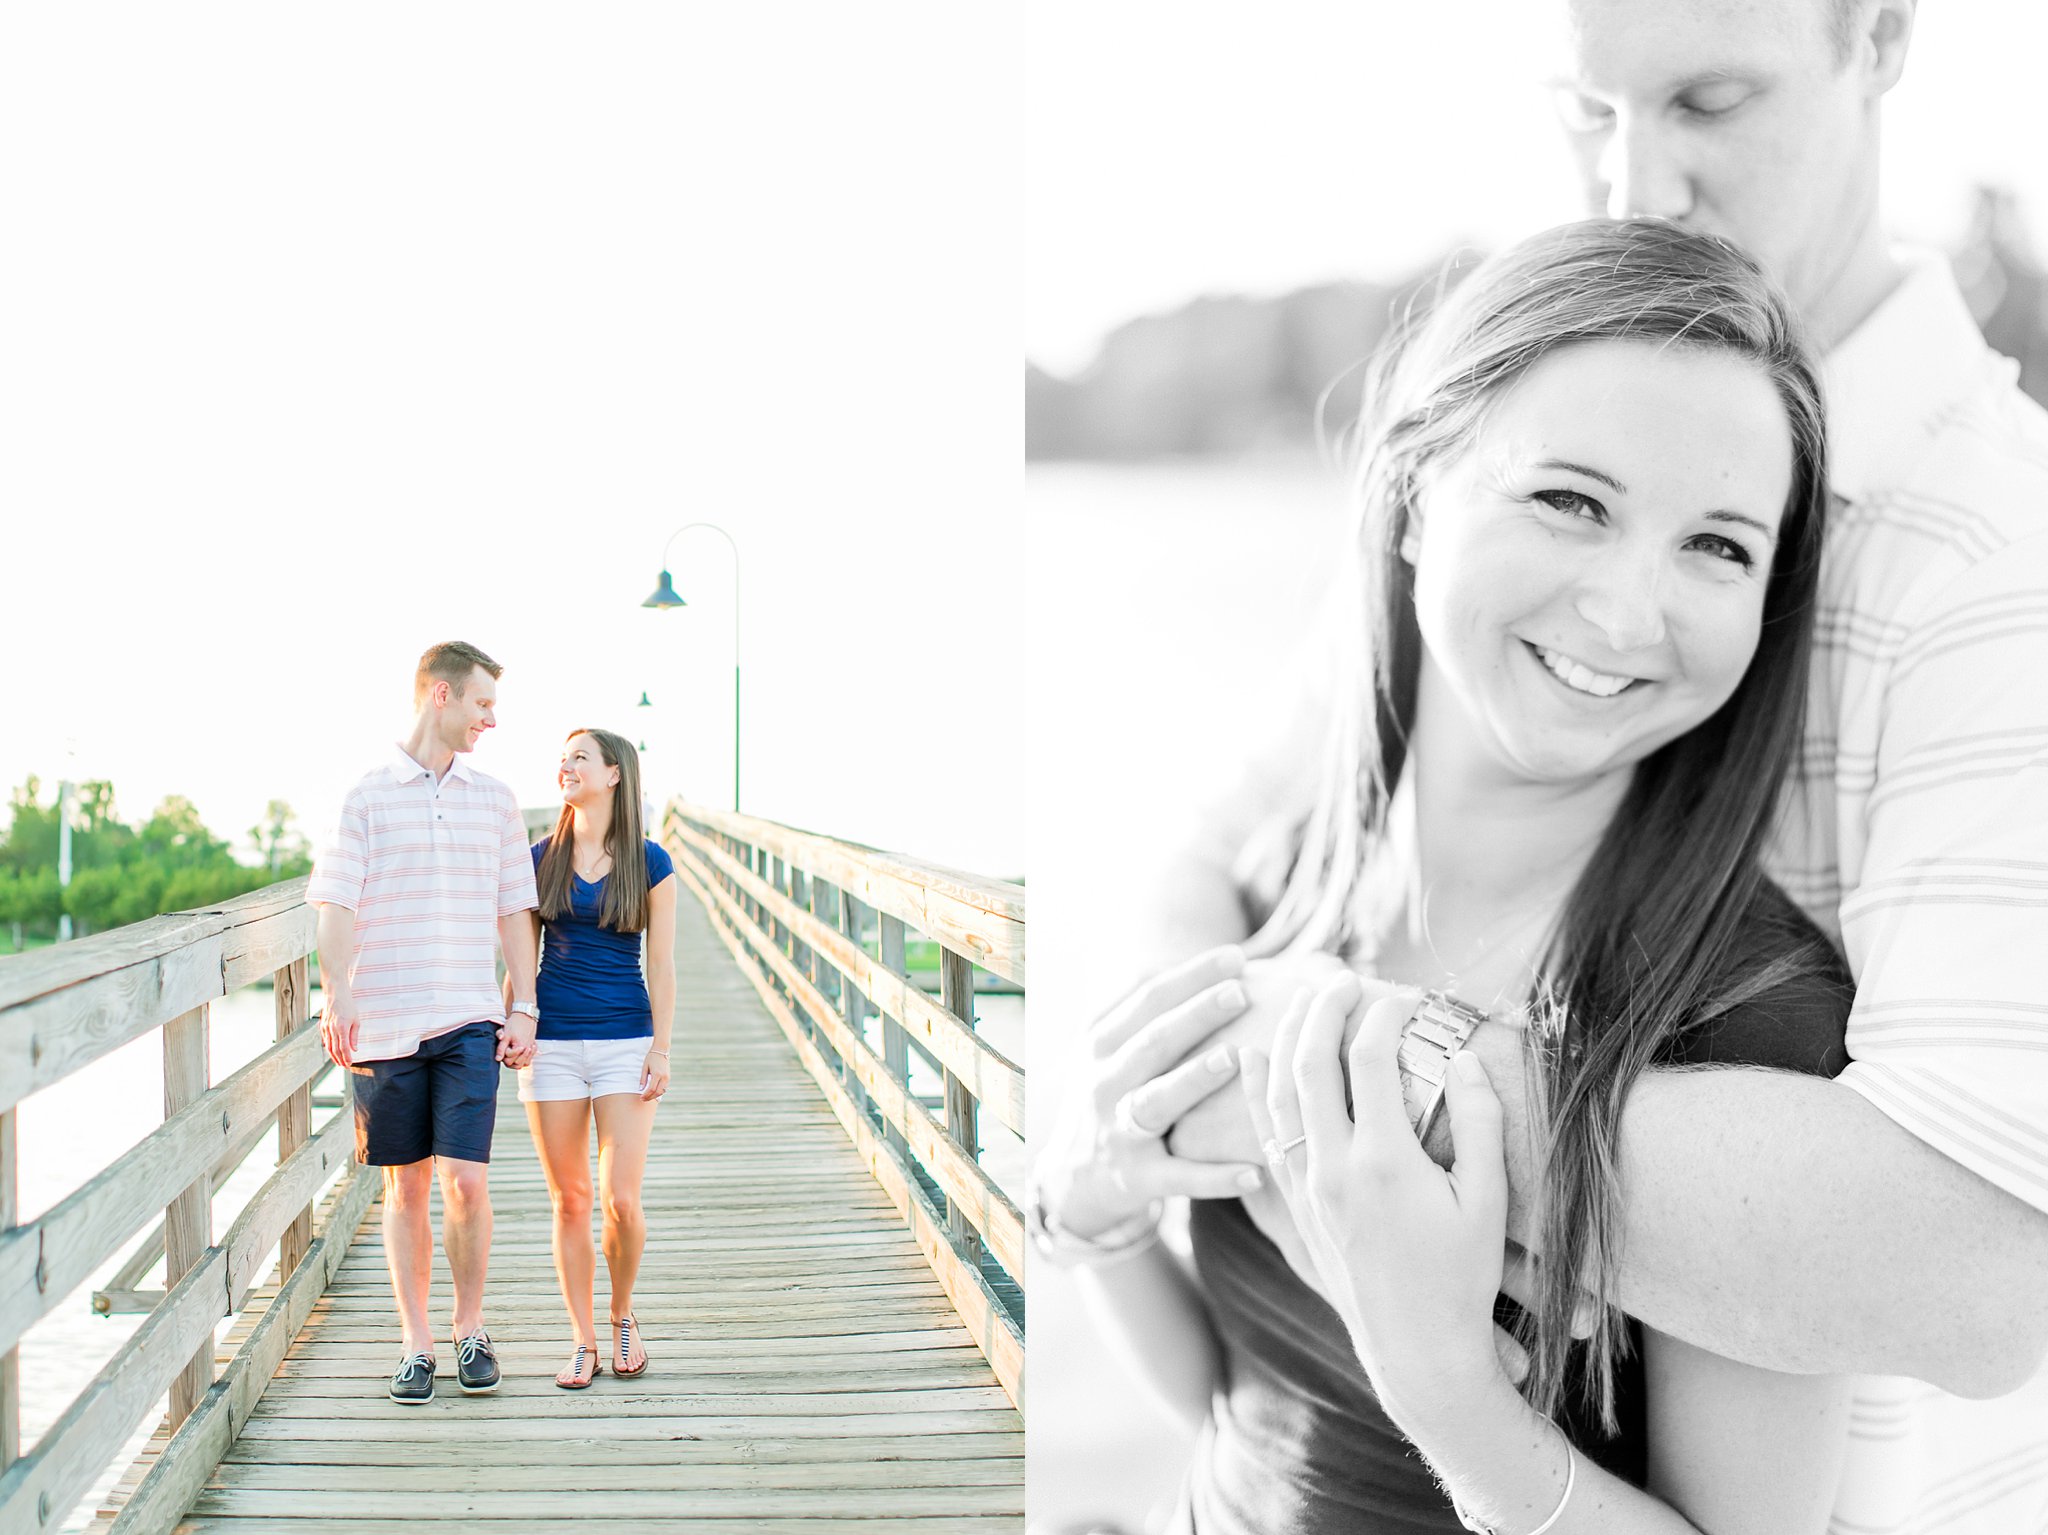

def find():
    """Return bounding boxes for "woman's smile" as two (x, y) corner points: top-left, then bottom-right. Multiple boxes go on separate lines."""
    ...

(1523, 640), (1646, 699)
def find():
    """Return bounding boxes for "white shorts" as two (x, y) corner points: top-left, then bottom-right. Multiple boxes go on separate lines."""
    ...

(517, 1036), (655, 1103)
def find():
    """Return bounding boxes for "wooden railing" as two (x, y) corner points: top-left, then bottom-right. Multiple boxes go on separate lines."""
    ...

(663, 802), (1028, 1409)
(0, 880), (373, 1535)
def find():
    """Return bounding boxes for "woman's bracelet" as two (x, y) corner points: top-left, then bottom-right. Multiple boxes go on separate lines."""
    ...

(646, 1049), (669, 1058)
(1451, 1420), (1575, 1535)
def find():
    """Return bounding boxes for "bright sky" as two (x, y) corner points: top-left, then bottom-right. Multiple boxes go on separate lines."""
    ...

(0, 6), (1022, 876)
(1028, 1), (2048, 373)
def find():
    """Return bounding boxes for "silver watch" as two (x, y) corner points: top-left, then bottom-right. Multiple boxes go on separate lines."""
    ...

(1396, 990), (1488, 1142)
(510, 1000), (539, 1021)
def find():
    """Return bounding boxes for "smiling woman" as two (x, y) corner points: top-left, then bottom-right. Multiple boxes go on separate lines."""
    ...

(1037, 218), (1860, 1533)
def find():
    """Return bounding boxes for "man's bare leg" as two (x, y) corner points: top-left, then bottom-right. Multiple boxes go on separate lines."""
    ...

(383, 1159), (437, 1357)
(438, 1155), (492, 1339)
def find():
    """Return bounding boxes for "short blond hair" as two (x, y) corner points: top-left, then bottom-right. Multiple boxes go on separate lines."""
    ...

(413, 641), (502, 706)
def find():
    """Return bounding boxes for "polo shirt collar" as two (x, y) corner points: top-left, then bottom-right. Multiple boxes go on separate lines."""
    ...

(1822, 251), (1990, 505)
(390, 745), (476, 785)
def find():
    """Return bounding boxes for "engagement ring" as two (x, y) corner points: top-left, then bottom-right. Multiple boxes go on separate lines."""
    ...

(1262, 1133), (1308, 1169)
(1113, 1096), (1155, 1138)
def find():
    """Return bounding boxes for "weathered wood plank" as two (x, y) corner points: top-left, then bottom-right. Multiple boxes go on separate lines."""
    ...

(0, 1026), (326, 1355)
(185, 1486), (1021, 1517)
(218, 1430), (1022, 1466)
(272, 956), (313, 1281)
(163, 1007), (213, 1428)
(207, 1456), (1022, 1490)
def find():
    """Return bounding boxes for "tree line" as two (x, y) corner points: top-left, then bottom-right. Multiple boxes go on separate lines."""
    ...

(0, 777), (311, 949)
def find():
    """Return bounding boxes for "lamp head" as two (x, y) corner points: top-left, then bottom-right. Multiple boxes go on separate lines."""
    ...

(642, 570), (686, 609)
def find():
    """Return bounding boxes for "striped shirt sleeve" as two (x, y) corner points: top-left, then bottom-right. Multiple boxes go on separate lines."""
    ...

(1836, 529), (2048, 1213)
(496, 790), (539, 916)
(305, 789), (370, 911)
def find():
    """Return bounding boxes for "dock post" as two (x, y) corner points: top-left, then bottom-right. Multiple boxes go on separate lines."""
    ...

(275, 957), (314, 1280)
(939, 951), (984, 1263)
(163, 1003), (214, 1427)
(878, 915), (912, 1160)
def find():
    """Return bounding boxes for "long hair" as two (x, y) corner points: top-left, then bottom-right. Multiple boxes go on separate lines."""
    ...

(534, 728), (651, 934)
(1247, 219), (1832, 1430)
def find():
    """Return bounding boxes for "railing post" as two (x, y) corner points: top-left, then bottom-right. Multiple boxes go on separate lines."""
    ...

(939, 950), (984, 1263)
(838, 890), (870, 1123)
(1, 1102), (16, 1471)
(163, 1003), (214, 1427)
(808, 876), (844, 1083)
(878, 915), (911, 1160)
(274, 956), (313, 1280)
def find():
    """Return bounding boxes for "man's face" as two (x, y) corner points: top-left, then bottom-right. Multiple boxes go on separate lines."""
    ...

(1550, 0), (1878, 319)
(436, 667), (498, 753)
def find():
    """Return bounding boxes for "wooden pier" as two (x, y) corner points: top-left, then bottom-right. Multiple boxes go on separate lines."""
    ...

(0, 804), (1025, 1534)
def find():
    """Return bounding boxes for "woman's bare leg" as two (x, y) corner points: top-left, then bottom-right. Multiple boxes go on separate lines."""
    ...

(525, 1098), (598, 1376)
(594, 1091), (658, 1370)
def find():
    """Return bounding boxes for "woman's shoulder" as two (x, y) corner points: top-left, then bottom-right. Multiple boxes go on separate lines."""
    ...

(643, 839), (674, 879)
(531, 835), (550, 864)
(1670, 880), (1853, 1076)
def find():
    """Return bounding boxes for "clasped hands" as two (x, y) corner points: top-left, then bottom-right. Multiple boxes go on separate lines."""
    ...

(1042, 944), (1588, 1388)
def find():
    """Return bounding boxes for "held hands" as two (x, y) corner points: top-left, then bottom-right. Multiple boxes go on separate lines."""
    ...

(641, 1047), (671, 1101)
(1035, 947), (1268, 1242)
(1243, 976), (1513, 1413)
(496, 1009), (538, 1069)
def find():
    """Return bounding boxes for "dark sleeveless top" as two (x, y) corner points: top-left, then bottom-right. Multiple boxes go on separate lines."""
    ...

(1186, 881), (1853, 1534)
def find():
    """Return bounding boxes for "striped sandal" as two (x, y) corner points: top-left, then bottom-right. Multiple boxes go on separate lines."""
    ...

(612, 1314), (649, 1379)
(555, 1343), (602, 1390)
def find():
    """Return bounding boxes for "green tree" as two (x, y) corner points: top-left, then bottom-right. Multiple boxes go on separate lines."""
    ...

(249, 800), (311, 877)
(61, 865), (130, 936)
(0, 867), (62, 942)
(137, 796), (229, 868)
(2, 778), (60, 874)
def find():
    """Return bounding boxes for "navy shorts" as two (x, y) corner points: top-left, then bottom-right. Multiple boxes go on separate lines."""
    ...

(350, 1021), (501, 1165)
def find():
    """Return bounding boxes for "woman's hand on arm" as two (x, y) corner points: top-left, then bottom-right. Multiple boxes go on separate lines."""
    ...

(1033, 947), (1272, 1429)
(644, 873), (677, 1099)
(1255, 978), (1825, 1533)
(1036, 947), (1269, 1239)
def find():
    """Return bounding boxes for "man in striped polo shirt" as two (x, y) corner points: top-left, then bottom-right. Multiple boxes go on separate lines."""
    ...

(310, 640), (541, 1405)
(1148, 1), (2048, 1526)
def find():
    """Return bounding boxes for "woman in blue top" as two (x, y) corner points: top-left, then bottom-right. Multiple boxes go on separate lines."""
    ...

(510, 727), (676, 1389)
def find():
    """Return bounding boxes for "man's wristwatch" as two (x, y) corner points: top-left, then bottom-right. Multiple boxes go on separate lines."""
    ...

(510, 1000), (539, 1022)
(1396, 990), (1489, 1143)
